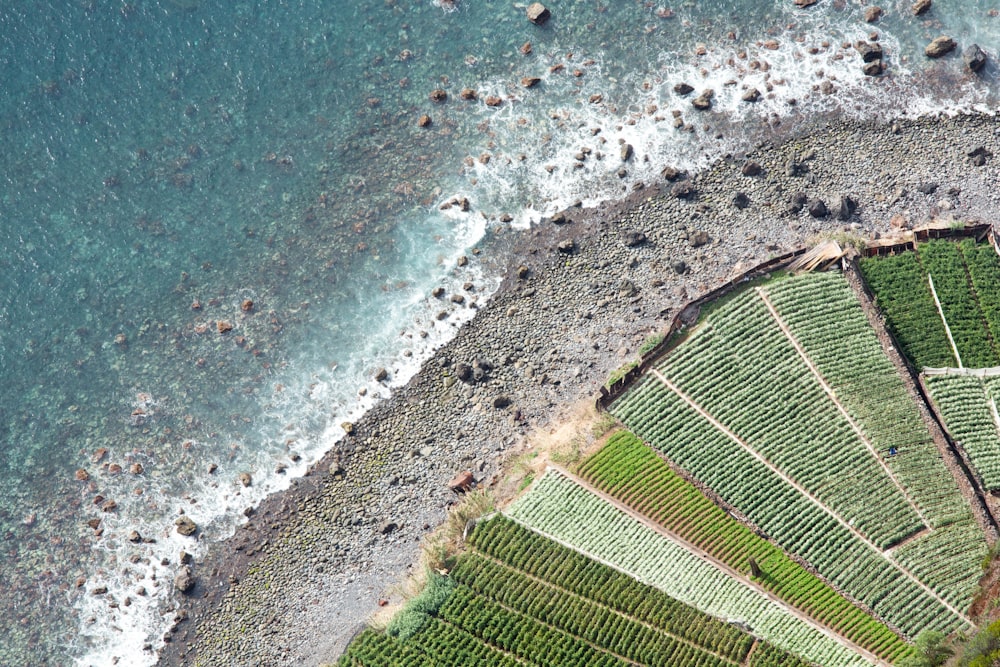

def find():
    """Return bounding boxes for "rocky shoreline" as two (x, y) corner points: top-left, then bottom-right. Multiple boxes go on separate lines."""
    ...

(157, 112), (1000, 667)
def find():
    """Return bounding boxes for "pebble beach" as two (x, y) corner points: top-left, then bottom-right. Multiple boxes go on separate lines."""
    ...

(157, 112), (1000, 666)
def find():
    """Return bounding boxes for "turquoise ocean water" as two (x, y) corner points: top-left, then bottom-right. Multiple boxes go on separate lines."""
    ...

(1, 0), (999, 664)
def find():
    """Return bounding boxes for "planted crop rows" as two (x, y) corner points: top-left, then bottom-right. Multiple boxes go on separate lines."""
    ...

(339, 512), (819, 667)
(918, 240), (998, 368)
(651, 290), (923, 548)
(577, 430), (915, 664)
(610, 272), (983, 637)
(859, 251), (956, 368)
(926, 373), (1000, 490)
(507, 469), (874, 667)
(860, 238), (1000, 369)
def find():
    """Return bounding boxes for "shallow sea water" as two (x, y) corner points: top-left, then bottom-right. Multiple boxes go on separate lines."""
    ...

(1, 0), (1000, 664)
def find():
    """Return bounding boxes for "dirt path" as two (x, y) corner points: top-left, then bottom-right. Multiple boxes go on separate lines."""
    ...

(927, 273), (964, 368)
(544, 466), (889, 667)
(646, 369), (973, 627)
(756, 287), (930, 528)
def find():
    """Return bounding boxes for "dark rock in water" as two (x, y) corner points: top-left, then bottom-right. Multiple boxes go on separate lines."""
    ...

(691, 89), (714, 110)
(671, 181), (695, 199)
(788, 191), (808, 213)
(661, 165), (681, 181)
(864, 5), (883, 21)
(964, 44), (988, 72)
(175, 516), (197, 537)
(689, 230), (710, 248)
(808, 198), (828, 218)
(448, 471), (475, 493)
(856, 41), (883, 63)
(484, 95), (503, 107)
(741, 88), (761, 102)
(862, 60), (883, 76)
(459, 88), (478, 100)
(820, 80), (836, 95)
(732, 192), (751, 209)
(492, 395), (512, 409)
(925, 36), (956, 58)
(917, 181), (939, 194)
(623, 230), (647, 247)
(455, 362), (473, 382)
(429, 89), (448, 103)
(128, 530), (142, 543)
(174, 566), (195, 594)
(969, 146), (992, 166)
(741, 160), (762, 176)
(794, 0), (816, 6)
(673, 82), (694, 95)
(92, 586), (108, 596)
(621, 143), (634, 162)
(521, 76), (541, 88)
(672, 260), (688, 275)
(557, 239), (576, 253)
(374, 367), (389, 382)
(239, 472), (252, 487)
(179, 550), (193, 565)
(417, 114), (432, 128)
(912, 0), (931, 15)
(341, 421), (355, 435)
(836, 195), (857, 220)
(526, 2), (550, 24)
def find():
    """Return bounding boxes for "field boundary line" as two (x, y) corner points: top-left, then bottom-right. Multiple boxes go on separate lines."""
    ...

(469, 550), (743, 666)
(546, 465), (888, 667)
(756, 287), (930, 529)
(927, 273), (963, 369)
(647, 368), (973, 627)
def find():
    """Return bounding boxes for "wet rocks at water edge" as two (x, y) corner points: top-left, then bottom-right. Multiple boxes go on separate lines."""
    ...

(673, 82), (694, 96)
(864, 6), (883, 22)
(174, 566), (196, 594)
(741, 88), (761, 103)
(175, 516), (197, 537)
(691, 89), (714, 110)
(964, 44), (988, 73)
(913, 0), (932, 15)
(925, 36), (956, 58)
(526, 2), (550, 24)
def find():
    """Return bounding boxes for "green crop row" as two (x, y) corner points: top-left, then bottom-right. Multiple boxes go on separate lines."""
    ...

(451, 552), (739, 666)
(918, 241), (999, 368)
(577, 430), (916, 664)
(961, 239), (1000, 350)
(468, 515), (754, 656)
(858, 251), (956, 369)
(507, 470), (875, 667)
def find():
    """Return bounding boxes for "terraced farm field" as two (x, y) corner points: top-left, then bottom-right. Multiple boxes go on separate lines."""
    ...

(925, 372), (1000, 491)
(337, 513), (816, 667)
(508, 469), (876, 667)
(609, 270), (987, 638)
(577, 430), (916, 664)
(860, 238), (1000, 370)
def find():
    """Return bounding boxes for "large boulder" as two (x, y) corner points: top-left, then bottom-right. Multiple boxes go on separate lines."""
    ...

(964, 44), (988, 72)
(526, 2), (550, 24)
(856, 41), (883, 63)
(174, 516), (197, 537)
(925, 36), (956, 58)
(174, 566), (195, 594)
(912, 0), (931, 15)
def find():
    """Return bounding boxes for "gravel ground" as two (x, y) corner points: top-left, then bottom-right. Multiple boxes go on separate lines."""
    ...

(158, 112), (1000, 667)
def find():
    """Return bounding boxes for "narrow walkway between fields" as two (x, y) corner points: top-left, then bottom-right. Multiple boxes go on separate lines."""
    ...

(927, 274), (964, 369)
(646, 368), (973, 627)
(546, 465), (890, 667)
(756, 287), (930, 529)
